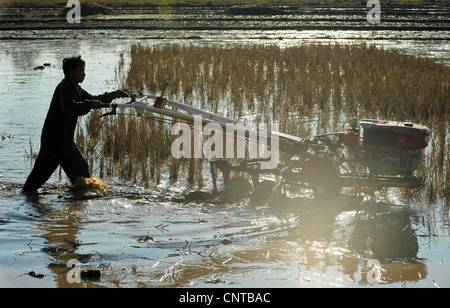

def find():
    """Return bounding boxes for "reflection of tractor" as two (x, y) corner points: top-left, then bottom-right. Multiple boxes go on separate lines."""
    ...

(350, 209), (419, 260)
(211, 118), (430, 197)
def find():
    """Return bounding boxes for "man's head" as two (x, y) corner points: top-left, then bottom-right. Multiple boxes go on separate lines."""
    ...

(63, 55), (86, 84)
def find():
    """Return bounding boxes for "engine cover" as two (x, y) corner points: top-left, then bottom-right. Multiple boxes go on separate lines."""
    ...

(367, 149), (420, 176)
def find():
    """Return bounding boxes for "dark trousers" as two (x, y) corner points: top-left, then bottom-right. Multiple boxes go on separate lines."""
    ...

(22, 146), (90, 192)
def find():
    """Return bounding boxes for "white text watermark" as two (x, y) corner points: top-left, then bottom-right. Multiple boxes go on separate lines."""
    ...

(171, 116), (279, 170)
(367, 0), (381, 24)
(366, 259), (384, 284)
(66, 0), (81, 24)
(66, 259), (81, 283)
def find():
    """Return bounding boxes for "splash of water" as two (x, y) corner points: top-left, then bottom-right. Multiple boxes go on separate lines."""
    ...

(73, 177), (109, 193)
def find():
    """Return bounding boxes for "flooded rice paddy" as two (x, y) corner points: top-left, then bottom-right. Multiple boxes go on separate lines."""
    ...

(0, 5), (449, 288)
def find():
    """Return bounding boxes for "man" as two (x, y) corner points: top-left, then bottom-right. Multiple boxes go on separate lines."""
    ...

(23, 55), (127, 193)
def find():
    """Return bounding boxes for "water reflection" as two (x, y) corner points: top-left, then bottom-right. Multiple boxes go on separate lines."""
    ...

(22, 188), (104, 288)
(254, 196), (427, 285)
(39, 202), (87, 288)
(351, 207), (418, 260)
(0, 184), (433, 287)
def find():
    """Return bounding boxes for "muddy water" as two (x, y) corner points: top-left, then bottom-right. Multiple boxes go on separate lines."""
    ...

(1, 9), (450, 287)
(1, 180), (449, 288)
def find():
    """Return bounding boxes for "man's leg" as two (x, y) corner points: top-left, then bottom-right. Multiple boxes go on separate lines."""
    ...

(23, 152), (60, 193)
(60, 146), (91, 184)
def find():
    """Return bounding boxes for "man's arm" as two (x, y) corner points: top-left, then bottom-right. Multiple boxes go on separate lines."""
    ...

(58, 82), (93, 116)
(81, 89), (128, 106)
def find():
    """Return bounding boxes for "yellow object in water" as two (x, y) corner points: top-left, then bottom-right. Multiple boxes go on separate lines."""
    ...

(73, 176), (109, 193)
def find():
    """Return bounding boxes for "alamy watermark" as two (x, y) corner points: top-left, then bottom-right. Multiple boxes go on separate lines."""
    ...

(67, 259), (81, 284)
(66, 1), (380, 25)
(367, 0), (381, 24)
(66, 0), (81, 24)
(66, 257), (384, 284)
(171, 115), (279, 170)
(366, 259), (384, 284)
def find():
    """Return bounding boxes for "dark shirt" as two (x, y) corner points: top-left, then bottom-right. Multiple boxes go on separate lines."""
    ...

(40, 78), (114, 154)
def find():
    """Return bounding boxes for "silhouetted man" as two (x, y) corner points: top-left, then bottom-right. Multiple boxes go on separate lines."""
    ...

(23, 55), (126, 192)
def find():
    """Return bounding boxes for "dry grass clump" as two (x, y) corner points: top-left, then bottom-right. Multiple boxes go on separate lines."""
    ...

(77, 43), (449, 202)
(122, 43), (449, 124)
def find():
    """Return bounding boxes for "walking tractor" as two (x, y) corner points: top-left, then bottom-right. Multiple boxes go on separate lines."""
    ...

(100, 85), (431, 198)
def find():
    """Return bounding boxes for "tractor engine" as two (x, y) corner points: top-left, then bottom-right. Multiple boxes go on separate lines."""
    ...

(344, 119), (430, 176)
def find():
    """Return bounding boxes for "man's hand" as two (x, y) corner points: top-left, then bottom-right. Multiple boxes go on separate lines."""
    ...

(91, 90), (129, 106)
(112, 89), (129, 99)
